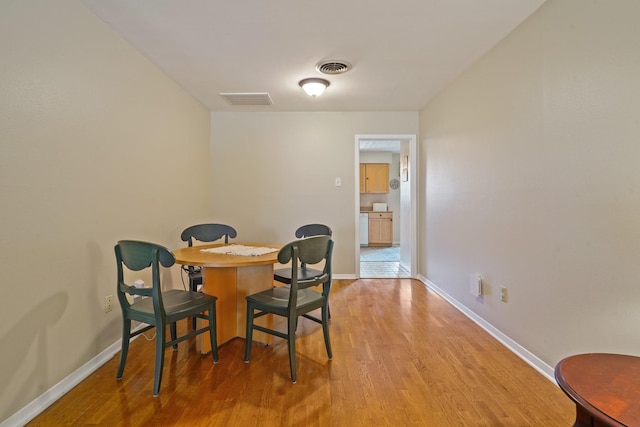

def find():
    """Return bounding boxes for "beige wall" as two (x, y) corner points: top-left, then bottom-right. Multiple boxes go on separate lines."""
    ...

(210, 112), (418, 274)
(420, 0), (640, 369)
(0, 0), (211, 421)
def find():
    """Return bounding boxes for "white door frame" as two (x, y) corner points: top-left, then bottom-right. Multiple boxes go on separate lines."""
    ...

(355, 134), (417, 278)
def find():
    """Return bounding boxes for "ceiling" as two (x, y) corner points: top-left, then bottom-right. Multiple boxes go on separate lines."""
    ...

(82, 0), (544, 113)
(360, 139), (402, 153)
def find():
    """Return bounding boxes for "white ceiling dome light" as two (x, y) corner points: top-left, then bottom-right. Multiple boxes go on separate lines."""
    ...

(299, 78), (330, 97)
(299, 60), (351, 97)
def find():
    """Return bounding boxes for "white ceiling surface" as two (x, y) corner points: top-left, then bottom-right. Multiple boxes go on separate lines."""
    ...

(360, 140), (401, 153)
(82, 0), (545, 113)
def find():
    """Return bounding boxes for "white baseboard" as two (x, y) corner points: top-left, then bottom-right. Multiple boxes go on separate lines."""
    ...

(1, 324), (147, 427)
(333, 273), (357, 280)
(417, 274), (556, 383)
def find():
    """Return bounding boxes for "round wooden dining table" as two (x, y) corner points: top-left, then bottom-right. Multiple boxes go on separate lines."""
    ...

(555, 353), (640, 427)
(173, 242), (281, 352)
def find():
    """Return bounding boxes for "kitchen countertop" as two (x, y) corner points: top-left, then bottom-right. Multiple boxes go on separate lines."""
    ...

(360, 209), (392, 213)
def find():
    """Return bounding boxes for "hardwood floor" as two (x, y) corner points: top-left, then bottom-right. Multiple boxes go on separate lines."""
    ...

(27, 279), (575, 426)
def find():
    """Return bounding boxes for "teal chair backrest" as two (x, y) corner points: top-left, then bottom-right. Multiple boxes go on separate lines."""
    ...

(277, 235), (332, 291)
(116, 240), (175, 270)
(294, 224), (332, 238)
(114, 240), (175, 318)
(180, 224), (237, 247)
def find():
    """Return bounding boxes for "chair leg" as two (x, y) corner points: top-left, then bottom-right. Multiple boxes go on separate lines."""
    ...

(244, 303), (254, 362)
(170, 322), (178, 351)
(322, 304), (333, 360)
(190, 278), (199, 330)
(287, 315), (297, 383)
(323, 283), (331, 319)
(208, 303), (219, 363)
(117, 319), (131, 380)
(153, 323), (166, 397)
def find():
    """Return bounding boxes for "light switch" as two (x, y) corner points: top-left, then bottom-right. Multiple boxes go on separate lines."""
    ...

(335, 177), (341, 187)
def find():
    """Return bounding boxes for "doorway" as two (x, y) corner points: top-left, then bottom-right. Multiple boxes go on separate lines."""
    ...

(355, 134), (417, 279)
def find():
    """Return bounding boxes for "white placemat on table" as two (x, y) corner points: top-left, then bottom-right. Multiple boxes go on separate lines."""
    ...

(200, 244), (278, 256)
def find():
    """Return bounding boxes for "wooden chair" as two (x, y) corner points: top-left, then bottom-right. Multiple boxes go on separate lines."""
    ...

(180, 223), (236, 328)
(115, 240), (218, 396)
(244, 235), (333, 383)
(293, 224), (332, 239)
(180, 223), (237, 292)
(273, 224), (333, 318)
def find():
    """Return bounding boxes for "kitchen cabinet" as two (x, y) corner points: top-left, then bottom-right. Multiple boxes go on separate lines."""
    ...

(368, 212), (393, 247)
(360, 163), (389, 193)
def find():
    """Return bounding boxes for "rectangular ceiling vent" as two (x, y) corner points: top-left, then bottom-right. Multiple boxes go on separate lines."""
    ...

(219, 92), (273, 106)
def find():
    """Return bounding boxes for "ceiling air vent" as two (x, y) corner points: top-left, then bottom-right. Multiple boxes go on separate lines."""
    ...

(219, 92), (273, 106)
(316, 60), (352, 75)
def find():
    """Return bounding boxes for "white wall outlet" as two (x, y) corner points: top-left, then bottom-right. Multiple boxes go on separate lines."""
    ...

(470, 274), (483, 297)
(500, 286), (508, 302)
(104, 295), (113, 312)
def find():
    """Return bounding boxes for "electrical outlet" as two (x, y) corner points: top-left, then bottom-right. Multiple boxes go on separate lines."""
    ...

(470, 274), (483, 296)
(500, 287), (508, 303)
(105, 295), (113, 312)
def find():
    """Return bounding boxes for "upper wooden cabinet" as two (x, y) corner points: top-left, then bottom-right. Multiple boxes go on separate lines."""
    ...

(360, 163), (389, 193)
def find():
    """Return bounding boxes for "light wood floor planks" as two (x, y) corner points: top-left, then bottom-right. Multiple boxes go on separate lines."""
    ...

(27, 279), (575, 426)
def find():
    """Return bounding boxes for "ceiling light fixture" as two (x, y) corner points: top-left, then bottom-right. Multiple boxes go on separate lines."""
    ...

(299, 78), (330, 97)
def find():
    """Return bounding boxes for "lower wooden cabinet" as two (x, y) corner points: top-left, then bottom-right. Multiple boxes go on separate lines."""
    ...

(368, 212), (393, 247)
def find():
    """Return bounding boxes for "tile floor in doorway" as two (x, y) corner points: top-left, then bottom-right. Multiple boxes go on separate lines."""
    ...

(360, 246), (411, 278)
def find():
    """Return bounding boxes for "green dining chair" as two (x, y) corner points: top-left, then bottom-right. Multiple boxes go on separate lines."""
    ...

(244, 235), (333, 383)
(180, 223), (237, 328)
(180, 223), (237, 293)
(115, 240), (219, 396)
(273, 224), (333, 318)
